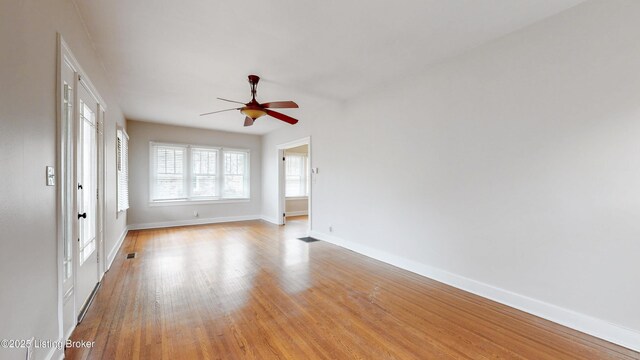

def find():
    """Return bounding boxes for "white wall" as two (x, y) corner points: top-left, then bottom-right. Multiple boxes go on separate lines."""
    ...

(262, 0), (640, 349)
(127, 120), (262, 228)
(260, 97), (341, 224)
(0, 1), (127, 359)
(285, 198), (308, 215)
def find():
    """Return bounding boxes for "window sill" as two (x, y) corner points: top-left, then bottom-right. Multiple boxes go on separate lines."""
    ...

(286, 196), (309, 200)
(149, 198), (250, 207)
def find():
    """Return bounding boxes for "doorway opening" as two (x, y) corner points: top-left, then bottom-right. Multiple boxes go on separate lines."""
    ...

(277, 137), (311, 234)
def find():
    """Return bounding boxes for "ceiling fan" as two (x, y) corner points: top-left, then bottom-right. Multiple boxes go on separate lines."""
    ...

(200, 75), (299, 127)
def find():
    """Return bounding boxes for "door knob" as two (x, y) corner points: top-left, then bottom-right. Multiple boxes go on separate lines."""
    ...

(78, 213), (87, 219)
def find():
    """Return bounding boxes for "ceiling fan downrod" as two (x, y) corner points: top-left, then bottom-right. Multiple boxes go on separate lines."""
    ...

(248, 74), (260, 102)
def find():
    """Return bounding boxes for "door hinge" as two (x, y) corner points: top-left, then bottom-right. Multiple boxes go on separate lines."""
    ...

(283, 157), (285, 161)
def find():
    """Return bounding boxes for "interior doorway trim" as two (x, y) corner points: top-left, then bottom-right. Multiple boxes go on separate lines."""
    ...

(56, 34), (107, 351)
(276, 136), (311, 233)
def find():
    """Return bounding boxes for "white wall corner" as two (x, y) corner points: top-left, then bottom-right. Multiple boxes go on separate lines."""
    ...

(260, 215), (280, 225)
(308, 230), (640, 352)
(127, 215), (263, 230)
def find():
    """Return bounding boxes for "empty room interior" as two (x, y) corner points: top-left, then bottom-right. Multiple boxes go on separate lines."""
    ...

(2, 0), (640, 359)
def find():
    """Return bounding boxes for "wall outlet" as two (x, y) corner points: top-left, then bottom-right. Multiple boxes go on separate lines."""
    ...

(193, 211), (199, 217)
(329, 225), (333, 233)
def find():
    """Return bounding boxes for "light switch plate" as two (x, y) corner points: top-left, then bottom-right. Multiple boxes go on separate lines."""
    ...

(46, 166), (55, 186)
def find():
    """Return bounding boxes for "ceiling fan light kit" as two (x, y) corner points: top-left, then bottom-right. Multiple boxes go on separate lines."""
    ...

(240, 107), (267, 120)
(200, 75), (299, 127)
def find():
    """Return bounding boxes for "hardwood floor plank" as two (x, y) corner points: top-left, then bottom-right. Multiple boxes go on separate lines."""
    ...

(65, 218), (639, 359)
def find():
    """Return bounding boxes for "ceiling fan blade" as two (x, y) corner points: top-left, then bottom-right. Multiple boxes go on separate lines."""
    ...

(217, 97), (246, 105)
(243, 116), (254, 127)
(261, 101), (299, 109)
(199, 107), (240, 116)
(265, 109), (298, 125)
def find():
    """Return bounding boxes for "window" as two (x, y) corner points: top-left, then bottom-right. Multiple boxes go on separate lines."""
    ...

(285, 153), (309, 197)
(191, 147), (218, 197)
(150, 142), (250, 203)
(116, 128), (129, 212)
(223, 151), (249, 198)
(151, 144), (186, 200)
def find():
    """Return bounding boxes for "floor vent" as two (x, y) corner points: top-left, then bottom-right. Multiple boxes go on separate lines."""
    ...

(297, 237), (320, 243)
(126, 252), (137, 259)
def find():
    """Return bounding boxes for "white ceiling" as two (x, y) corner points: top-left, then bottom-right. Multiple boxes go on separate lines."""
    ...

(74, 0), (584, 135)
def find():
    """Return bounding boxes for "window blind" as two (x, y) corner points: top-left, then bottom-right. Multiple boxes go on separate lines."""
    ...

(151, 143), (187, 201)
(116, 129), (129, 212)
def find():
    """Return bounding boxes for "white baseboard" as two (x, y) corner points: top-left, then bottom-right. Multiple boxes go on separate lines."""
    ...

(285, 211), (308, 217)
(128, 215), (263, 230)
(309, 230), (640, 352)
(107, 226), (128, 271)
(260, 215), (280, 225)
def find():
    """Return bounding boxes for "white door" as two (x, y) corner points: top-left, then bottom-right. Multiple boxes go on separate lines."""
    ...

(76, 81), (100, 316)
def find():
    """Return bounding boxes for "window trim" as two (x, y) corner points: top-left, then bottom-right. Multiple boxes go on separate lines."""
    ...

(149, 141), (251, 205)
(116, 127), (129, 213)
(285, 196), (309, 200)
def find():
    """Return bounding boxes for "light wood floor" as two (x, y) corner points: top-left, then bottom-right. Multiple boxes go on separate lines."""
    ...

(67, 217), (638, 359)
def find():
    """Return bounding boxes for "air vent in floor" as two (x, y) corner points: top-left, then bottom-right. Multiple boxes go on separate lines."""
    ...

(297, 237), (320, 243)
(126, 252), (137, 259)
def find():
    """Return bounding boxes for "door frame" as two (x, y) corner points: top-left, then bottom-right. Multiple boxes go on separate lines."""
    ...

(56, 34), (107, 343)
(276, 136), (311, 233)
(75, 75), (105, 323)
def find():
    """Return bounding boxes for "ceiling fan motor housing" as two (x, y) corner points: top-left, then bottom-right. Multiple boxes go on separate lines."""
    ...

(248, 74), (260, 84)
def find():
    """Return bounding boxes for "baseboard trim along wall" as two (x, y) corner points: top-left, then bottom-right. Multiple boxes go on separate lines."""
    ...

(260, 215), (279, 225)
(309, 230), (640, 352)
(285, 210), (308, 217)
(107, 226), (129, 271)
(128, 214), (264, 230)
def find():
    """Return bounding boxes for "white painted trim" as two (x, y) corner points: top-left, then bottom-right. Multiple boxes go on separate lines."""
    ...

(286, 196), (309, 200)
(309, 230), (640, 352)
(128, 215), (263, 230)
(56, 34), (109, 352)
(148, 198), (250, 207)
(58, 37), (107, 108)
(276, 136), (311, 150)
(107, 227), (129, 271)
(260, 215), (279, 225)
(45, 345), (63, 360)
(276, 136), (312, 232)
(285, 210), (309, 217)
